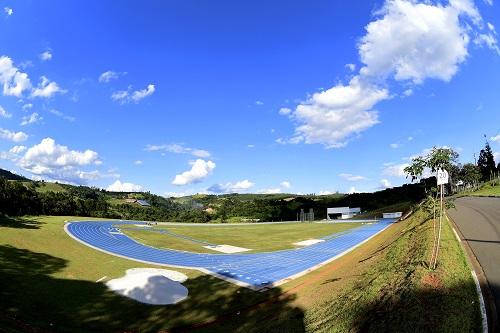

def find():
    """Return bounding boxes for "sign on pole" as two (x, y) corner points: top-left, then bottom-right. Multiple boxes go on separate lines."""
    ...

(437, 169), (449, 185)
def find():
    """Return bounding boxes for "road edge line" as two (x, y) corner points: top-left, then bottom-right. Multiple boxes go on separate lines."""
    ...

(446, 211), (492, 333)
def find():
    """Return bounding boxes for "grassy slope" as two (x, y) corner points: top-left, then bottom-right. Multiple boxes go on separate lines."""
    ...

(470, 183), (500, 196)
(121, 222), (361, 253)
(356, 201), (413, 218)
(21, 181), (67, 193)
(0, 210), (481, 332)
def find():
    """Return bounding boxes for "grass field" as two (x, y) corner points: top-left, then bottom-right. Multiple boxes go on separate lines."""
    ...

(23, 181), (67, 193)
(0, 210), (481, 332)
(120, 222), (361, 253)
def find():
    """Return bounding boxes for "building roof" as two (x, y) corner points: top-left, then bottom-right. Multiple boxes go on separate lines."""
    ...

(136, 199), (151, 206)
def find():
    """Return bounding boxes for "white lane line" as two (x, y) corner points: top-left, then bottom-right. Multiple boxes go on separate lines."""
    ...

(96, 276), (108, 283)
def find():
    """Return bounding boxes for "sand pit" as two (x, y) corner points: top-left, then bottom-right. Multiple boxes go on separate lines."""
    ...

(204, 244), (251, 253)
(105, 268), (188, 305)
(294, 239), (325, 246)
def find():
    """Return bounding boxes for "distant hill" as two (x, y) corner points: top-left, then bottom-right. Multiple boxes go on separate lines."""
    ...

(0, 168), (30, 181)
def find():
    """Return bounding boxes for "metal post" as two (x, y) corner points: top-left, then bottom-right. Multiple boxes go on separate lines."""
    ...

(433, 184), (444, 269)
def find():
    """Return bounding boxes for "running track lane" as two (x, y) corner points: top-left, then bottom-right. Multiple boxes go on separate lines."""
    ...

(65, 219), (394, 290)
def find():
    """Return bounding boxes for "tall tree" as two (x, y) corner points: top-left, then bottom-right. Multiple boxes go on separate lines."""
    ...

(458, 163), (481, 187)
(477, 140), (496, 181)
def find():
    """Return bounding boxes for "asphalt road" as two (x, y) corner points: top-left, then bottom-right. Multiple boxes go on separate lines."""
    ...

(448, 196), (500, 324)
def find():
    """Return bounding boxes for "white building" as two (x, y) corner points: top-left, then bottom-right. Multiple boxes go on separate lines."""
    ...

(382, 212), (402, 219)
(327, 207), (361, 220)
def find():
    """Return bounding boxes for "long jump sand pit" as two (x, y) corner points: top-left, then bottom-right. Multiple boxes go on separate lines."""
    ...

(203, 244), (251, 253)
(105, 268), (188, 305)
(293, 239), (325, 246)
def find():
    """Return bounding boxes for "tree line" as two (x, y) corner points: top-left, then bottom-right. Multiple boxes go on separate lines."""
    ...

(0, 179), (211, 222)
(0, 177), (430, 223)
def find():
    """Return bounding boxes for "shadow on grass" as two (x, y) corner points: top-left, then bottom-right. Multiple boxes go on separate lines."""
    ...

(0, 245), (305, 333)
(0, 216), (44, 229)
(304, 274), (483, 333)
(352, 279), (483, 332)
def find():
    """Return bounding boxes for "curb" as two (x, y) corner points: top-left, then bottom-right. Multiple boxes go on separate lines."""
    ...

(446, 212), (496, 333)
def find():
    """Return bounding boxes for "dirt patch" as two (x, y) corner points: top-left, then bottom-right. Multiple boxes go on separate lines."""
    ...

(421, 272), (442, 289)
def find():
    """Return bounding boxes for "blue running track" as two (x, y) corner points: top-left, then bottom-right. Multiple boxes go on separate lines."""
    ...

(65, 219), (394, 289)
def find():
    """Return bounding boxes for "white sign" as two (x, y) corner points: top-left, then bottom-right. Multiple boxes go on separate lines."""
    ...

(437, 169), (449, 185)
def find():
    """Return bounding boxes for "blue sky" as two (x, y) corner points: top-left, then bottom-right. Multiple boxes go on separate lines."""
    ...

(1, 0), (499, 196)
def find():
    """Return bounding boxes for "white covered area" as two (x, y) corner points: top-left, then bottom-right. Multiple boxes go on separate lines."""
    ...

(293, 239), (325, 246)
(383, 212), (403, 219)
(204, 244), (251, 253)
(105, 268), (188, 305)
(327, 207), (361, 220)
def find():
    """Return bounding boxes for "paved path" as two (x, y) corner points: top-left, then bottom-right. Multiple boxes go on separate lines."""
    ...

(448, 196), (500, 322)
(65, 219), (393, 289)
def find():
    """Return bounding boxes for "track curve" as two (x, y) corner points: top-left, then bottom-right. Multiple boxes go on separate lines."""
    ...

(65, 219), (394, 289)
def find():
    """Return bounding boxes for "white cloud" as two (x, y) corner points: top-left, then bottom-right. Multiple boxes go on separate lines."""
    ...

(403, 89), (413, 97)
(20, 112), (42, 126)
(172, 159), (215, 185)
(285, 0), (495, 148)
(475, 33), (500, 54)
(112, 84), (155, 104)
(9, 145), (26, 154)
(280, 181), (291, 189)
(383, 162), (410, 178)
(0, 105), (11, 118)
(491, 135), (500, 142)
(345, 63), (356, 71)
(132, 84), (155, 102)
(22, 103), (33, 111)
(4, 7), (13, 16)
(165, 191), (189, 197)
(318, 190), (335, 195)
(494, 152), (500, 160)
(258, 188), (282, 194)
(111, 90), (129, 102)
(99, 70), (126, 83)
(208, 179), (254, 193)
(359, 0), (478, 84)
(255, 100), (264, 105)
(145, 143), (210, 158)
(107, 180), (143, 192)
(16, 138), (100, 183)
(279, 107), (292, 116)
(339, 173), (366, 181)
(407, 136), (413, 141)
(247, 144), (255, 148)
(39, 50), (52, 62)
(487, 22), (496, 33)
(49, 109), (75, 122)
(348, 186), (358, 194)
(0, 56), (32, 97)
(290, 77), (388, 148)
(390, 143), (400, 149)
(380, 178), (392, 189)
(134, 160), (143, 165)
(0, 128), (28, 142)
(31, 76), (66, 98)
